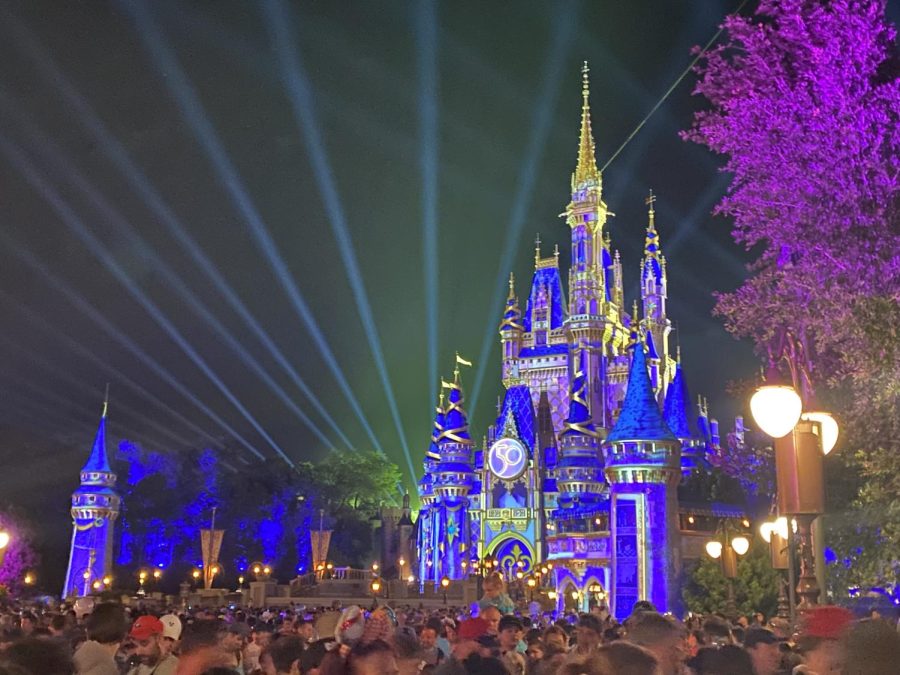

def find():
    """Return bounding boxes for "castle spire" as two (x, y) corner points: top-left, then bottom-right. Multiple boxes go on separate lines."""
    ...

(82, 393), (112, 475)
(573, 61), (601, 189)
(499, 273), (523, 331)
(441, 355), (472, 445)
(606, 337), (677, 443)
(642, 189), (663, 278)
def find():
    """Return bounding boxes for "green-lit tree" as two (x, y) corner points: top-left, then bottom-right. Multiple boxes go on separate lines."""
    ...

(683, 541), (782, 618)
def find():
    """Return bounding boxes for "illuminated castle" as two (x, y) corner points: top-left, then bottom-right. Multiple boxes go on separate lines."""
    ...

(415, 64), (724, 619)
(62, 397), (120, 598)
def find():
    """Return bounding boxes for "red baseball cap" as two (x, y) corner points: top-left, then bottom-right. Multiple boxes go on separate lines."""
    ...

(457, 617), (490, 640)
(130, 615), (164, 641)
(801, 606), (854, 640)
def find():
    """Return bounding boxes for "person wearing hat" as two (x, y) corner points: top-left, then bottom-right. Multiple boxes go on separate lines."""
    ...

(126, 615), (179, 675)
(220, 621), (250, 671)
(793, 606), (853, 675)
(743, 627), (782, 675)
(158, 614), (181, 657)
(497, 616), (526, 675)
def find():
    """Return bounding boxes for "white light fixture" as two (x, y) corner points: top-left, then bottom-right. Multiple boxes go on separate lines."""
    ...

(0, 532), (9, 550)
(705, 541), (723, 559)
(750, 384), (802, 438)
(731, 536), (750, 556)
(801, 411), (839, 455)
(760, 522), (774, 544)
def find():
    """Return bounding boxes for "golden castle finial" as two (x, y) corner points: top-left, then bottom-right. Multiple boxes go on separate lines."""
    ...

(645, 189), (656, 229)
(507, 272), (515, 296)
(534, 233), (541, 264)
(573, 61), (601, 189)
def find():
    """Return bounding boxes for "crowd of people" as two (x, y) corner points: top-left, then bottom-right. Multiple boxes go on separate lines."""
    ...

(0, 573), (897, 675)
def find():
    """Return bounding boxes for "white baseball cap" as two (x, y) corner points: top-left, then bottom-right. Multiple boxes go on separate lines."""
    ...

(159, 614), (182, 641)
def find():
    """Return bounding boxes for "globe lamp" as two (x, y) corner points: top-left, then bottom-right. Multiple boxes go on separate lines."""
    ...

(731, 536), (750, 556)
(801, 411), (839, 455)
(750, 384), (802, 438)
(705, 541), (723, 559)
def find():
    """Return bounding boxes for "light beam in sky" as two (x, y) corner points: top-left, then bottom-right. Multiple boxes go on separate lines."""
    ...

(118, 0), (396, 473)
(468, 2), (581, 419)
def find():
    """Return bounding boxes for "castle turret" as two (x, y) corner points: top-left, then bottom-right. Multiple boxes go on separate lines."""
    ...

(417, 392), (445, 585)
(605, 332), (681, 619)
(62, 396), (120, 598)
(431, 357), (475, 581)
(641, 191), (672, 398)
(663, 348), (707, 474)
(500, 273), (524, 386)
(556, 352), (605, 508)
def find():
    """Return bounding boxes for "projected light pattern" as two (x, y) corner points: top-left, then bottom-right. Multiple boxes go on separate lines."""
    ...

(0, 135), (294, 467)
(0, 289), (231, 452)
(3, 115), (339, 453)
(119, 0), (395, 473)
(261, 0), (415, 484)
(1, 16), (356, 457)
(415, 0), (441, 420)
(468, 3), (581, 417)
(0, 339), (193, 451)
(3, 241), (269, 462)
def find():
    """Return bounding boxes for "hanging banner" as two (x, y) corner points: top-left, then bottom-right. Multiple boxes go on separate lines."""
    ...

(200, 529), (224, 590)
(310, 530), (332, 574)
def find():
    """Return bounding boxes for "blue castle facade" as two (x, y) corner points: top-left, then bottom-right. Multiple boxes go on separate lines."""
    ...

(415, 64), (724, 619)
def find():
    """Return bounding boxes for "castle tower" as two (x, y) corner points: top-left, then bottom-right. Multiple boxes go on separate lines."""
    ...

(556, 352), (605, 508)
(417, 392), (444, 585)
(499, 273), (524, 387)
(62, 396), (120, 598)
(640, 190), (672, 399)
(431, 358), (475, 582)
(605, 332), (681, 619)
(563, 62), (622, 432)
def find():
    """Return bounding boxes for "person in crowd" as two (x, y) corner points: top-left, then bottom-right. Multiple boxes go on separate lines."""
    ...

(478, 574), (515, 615)
(701, 616), (734, 647)
(16, 614), (36, 639)
(219, 622), (250, 671)
(73, 602), (126, 675)
(245, 624), (275, 673)
(557, 641), (661, 675)
(689, 644), (755, 675)
(295, 618), (317, 645)
(49, 615), (68, 640)
(496, 615), (525, 675)
(260, 635), (305, 675)
(419, 621), (444, 666)
(158, 614), (181, 658)
(624, 612), (688, 675)
(569, 613), (603, 660)
(125, 615), (178, 675)
(480, 606), (502, 636)
(840, 617), (900, 675)
(793, 605), (853, 675)
(1, 637), (73, 675)
(743, 626), (783, 675)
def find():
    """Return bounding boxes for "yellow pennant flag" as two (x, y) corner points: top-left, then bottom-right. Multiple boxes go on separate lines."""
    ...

(455, 354), (473, 367)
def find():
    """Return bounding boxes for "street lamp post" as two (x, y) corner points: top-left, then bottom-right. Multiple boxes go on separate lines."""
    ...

(751, 366), (838, 610)
(370, 577), (382, 607)
(440, 575), (450, 605)
(705, 525), (750, 619)
(760, 517), (792, 620)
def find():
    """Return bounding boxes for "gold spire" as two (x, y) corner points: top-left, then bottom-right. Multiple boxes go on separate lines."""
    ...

(102, 383), (109, 419)
(507, 272), (515, 298)
(645, 189), (656, 230)
(534, 233), (541, 265)
(573, 61), (601, 188)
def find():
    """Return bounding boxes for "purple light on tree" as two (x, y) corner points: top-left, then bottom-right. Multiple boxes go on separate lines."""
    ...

(683, 0), (900, 384)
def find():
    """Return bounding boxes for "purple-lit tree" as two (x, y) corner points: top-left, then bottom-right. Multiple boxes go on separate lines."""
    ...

(0, 510), (40, 597)
(686, 0), (900, 594)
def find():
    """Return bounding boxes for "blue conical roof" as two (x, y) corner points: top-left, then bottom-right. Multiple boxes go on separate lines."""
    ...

(607, 341), (677, 443)
(562, 352), (596, 437)
(645, 330), (659, 359)
(663, 362), (693, 439)
(82, 411), (112, 473)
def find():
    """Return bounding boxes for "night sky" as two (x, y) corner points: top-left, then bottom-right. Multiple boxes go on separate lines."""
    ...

(0, 0), (766, 523)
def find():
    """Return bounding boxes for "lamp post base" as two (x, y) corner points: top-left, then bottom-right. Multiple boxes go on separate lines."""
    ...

(795, 514), (820, 610)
